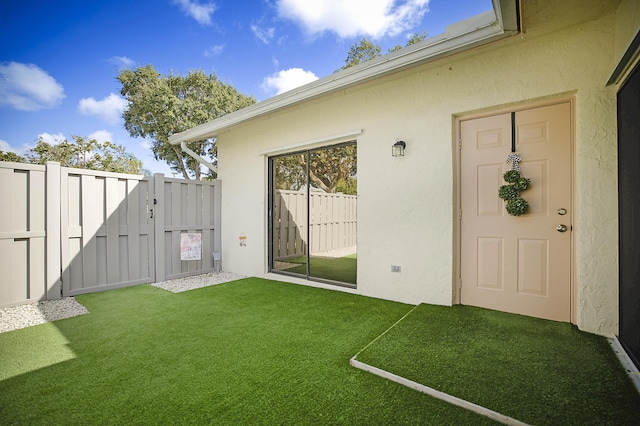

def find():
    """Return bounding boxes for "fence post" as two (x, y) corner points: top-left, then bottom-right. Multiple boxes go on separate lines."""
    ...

(153, 173), (165, 283)
(46, 162), (62, 300)
(213, 179), (222, 268)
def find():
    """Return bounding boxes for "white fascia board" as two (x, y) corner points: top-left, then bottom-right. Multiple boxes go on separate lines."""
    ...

(493, 0), (520, 33)
(169, 1), (519, 146)
(258, 129), (363, 156)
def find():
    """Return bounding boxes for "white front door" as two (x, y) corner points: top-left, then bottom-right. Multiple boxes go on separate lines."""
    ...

(460, 102), (572, 322)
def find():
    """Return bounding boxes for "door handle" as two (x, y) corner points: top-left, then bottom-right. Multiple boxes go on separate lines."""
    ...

(556, 224), (568, 232)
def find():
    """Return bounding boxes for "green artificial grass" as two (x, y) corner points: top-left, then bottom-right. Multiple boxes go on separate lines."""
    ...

(0, 279), (491, 425)
(283, 255), (357, 284)
(355, 304), (640, 425)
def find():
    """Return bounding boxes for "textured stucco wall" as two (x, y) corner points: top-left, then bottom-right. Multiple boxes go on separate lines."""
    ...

(615, 0), (640, 62)
(217, 6), (634, 336)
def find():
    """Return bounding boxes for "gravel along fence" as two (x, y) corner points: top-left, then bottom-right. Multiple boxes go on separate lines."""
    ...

(0, 298), (89, 334)
(0, 272), (246, 334)
(151, 271), (245, 293)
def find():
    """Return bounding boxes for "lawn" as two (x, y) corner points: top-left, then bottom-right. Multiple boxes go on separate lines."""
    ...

(355, 304), (640, 425)
(1, 278), (638, 425)
(0, 278), (488, 425)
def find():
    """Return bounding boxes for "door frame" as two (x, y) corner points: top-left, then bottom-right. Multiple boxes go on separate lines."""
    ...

(267, 141), (358, 289)
(453, 96), (576, 323)
(617, 60), (640, 368)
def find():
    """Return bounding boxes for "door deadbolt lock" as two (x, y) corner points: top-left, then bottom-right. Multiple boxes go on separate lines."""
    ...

(556, 224), (568, 232)
(557, 208), (567, 216)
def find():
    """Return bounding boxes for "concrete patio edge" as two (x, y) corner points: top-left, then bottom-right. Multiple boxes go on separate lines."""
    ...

(349, 357), (530, 426)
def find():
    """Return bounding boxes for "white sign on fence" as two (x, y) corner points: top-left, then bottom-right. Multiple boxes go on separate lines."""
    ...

(180, 232), (202, 260)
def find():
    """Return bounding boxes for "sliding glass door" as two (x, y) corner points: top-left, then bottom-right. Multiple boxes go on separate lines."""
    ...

(269, 142), (357, 287)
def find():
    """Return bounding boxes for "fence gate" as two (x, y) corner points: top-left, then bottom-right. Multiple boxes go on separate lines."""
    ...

(60, 168), (156, 297)
(152, 174), (221, 283)
(61, 171), (222, 296)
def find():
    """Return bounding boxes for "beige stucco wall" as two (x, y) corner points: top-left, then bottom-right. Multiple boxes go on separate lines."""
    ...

(216, 5), (637, 337)
(615, 0), (640, 62)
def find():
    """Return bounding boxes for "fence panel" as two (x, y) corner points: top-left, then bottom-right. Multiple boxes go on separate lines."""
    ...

(154, 174), (221, 282)
(273, 190), (307, 259)
(61, 168), (155, 296)
(309, 192), (357, 255)
(274, 190), (356, 260)
(0, 162), (50, 308)
(0, 162), (223, 302)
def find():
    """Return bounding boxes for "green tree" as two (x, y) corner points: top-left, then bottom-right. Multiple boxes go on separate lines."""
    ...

(26, 136), (90, 167)
(273, 154), (307, 191)
(306, 145), (357, 193)
(0, 150), (26, 163)
(25, 136), (143, 174)
(89, 140), (144, 174)
(337, 33), (428, 71)
(388, 32), (427, 52)
(273, 145), (357, 194)
(335, 176), (358, 195)
(118, 65), (256, 180)
(337, 38), (382, 71)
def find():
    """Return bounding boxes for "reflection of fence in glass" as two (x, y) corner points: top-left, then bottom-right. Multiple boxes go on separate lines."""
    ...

(273, 189), (356, 260)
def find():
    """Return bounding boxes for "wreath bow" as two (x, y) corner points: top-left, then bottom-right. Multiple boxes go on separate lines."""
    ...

(506, 153), (521, 172)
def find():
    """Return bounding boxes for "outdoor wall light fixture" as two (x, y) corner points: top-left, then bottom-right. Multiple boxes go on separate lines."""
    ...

(392, 140), (406, 157)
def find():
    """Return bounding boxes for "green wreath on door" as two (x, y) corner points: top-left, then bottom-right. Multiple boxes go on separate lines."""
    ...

(498, 153), (531, 216)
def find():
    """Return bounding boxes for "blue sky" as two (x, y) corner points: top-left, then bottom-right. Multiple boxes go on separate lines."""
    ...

(0, 0), (492, 175)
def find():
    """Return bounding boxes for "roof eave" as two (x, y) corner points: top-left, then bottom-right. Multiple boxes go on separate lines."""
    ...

(169, 0), (520, 145)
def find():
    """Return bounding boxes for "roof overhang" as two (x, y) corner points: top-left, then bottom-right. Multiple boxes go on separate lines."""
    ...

(169, 0), (520, 146)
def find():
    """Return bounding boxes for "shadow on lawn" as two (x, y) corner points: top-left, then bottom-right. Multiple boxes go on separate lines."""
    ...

(0, 279), (493, 425)
(2, 280), (639, 425)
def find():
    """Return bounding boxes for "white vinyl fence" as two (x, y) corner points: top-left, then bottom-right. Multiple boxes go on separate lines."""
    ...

(0, 163), (55, 308)
(153, 174), (221, 282)
(0, 161), (221, 308)
(273, 189), (356, 259)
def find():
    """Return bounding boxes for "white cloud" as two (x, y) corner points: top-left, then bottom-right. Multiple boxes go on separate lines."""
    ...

(0, 139), (26, 157)
(88, 130), (114, 143)
(109, 56), (136, 69)
(0, 62), (65, 111)
(261, 68), (319, 96)
(173, 0), (216, 26)
(38, 132), (66, 145)
(78, 93), (127, 125)
(277, 0), (429, 39)
(204, 45), (224, 57)
(251, 25), (275, 44)
(0, 139), (12, 152)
